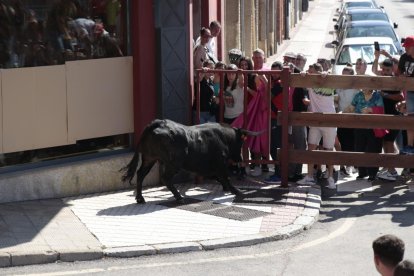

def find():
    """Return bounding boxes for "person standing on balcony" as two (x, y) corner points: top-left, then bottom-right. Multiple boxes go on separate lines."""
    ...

(193, 27), (212, 71)
(196, 21), (221, 63)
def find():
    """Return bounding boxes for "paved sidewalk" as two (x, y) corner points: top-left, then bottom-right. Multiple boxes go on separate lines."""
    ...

(0, 176), (321, 267)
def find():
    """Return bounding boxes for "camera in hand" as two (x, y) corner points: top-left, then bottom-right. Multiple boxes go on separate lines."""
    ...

(374, 41), (380, 51)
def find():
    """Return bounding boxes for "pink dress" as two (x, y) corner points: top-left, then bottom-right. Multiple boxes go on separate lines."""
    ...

(231, 77), (269, 156)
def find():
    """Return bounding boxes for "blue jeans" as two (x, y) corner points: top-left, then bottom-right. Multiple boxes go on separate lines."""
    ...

(193, 111), (216, 124)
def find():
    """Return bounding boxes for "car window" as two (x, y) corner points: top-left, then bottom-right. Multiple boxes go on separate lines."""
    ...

(337, 44), (397, 65)
(346, 2), (374, 9)
(349, 13), (388, 22)
(345, 26), (396, 41)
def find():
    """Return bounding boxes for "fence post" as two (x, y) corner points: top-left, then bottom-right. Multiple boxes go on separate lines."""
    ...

(280, 67), (291, 188)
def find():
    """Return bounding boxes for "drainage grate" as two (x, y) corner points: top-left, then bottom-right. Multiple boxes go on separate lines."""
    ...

(158, 197), (269, 221)
(233, 188), (289, 206)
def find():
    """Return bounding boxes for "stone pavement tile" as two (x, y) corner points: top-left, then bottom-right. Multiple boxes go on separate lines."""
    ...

(337, 179), (373, 193)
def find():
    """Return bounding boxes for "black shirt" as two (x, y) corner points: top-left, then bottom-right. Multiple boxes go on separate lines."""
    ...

(292, 87), (309, 112)
(381, 90), (400, 115)
(193, 78), (215, 112)
(398, 53), (414, 77)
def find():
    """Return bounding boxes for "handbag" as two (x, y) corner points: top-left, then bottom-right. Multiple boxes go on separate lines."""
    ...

(373, 128), (389, 138)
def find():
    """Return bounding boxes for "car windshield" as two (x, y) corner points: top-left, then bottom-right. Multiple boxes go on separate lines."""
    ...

(345, 2), (374, 9)
(345, 25), (396, 41)
(337, 44), (397, 65)
(348, 13), (388, 22)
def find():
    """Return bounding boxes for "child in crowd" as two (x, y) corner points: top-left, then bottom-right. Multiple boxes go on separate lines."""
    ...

(223, 64), (244, 124)
(192, 60), (218, 124)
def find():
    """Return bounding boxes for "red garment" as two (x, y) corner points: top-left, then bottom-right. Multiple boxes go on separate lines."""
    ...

(371, 106), (388, 138)
(232, 78), (269, 156)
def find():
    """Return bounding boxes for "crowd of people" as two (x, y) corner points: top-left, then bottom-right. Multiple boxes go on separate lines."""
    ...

(193, 19), (414, 185)
(0, 0), (123, 69)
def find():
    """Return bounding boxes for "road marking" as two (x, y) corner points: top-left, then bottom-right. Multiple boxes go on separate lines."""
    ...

(13, 217), (356, 276)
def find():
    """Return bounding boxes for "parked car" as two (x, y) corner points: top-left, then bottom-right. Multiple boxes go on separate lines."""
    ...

(331, 37), (399, 75)
(334, 8), (397, 35)
(337, 0), (379, 15)
(334, 20), (403, 54)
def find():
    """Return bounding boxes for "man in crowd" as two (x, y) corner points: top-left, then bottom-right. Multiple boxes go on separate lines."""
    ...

(195, 20), (221, 63)
(297, 63), (336, 189)
(397, 35), (414, 163)
(393, 260), (414, 276)
(372, 234), (405, 276)
(372, 54), (404, 181)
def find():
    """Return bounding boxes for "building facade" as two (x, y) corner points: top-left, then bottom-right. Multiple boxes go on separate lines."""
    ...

(0, 0), (307, 202)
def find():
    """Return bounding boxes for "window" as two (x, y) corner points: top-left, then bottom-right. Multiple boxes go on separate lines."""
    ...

(0, 0), (129, 69)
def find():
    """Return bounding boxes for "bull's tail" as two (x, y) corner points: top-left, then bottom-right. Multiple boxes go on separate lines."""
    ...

(120, 151), (141, 184)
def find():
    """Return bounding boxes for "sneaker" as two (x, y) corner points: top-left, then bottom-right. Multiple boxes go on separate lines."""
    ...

(401, 168), (410, 177)
(367, 176), (376, 182)
(250, 166), (262, 177)
(400, 145), (414, 155)
(340, 166), (350, 176)
(264, 174), (281, 184)
(326, 177), (336, 189)
(297, 175), (316, 185)
(356, 174), (368, 180)
(378, 171), (398, 181)
(288, 174), (304, 182)
(345, 166), (354, 175)
(261, 164), (270, 172)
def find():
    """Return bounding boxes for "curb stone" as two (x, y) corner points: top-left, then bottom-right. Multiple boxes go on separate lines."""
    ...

(153, 242), (202, 254)
(59, 248), (103, 262)
(0, 252), (11, 268)
(11, 251), (58, 266)
(104, 245), (157, 258)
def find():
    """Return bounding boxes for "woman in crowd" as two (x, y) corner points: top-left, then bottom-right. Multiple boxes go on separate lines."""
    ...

(345, 88), (385, 181)
(223, 64), (244, 124)
(335, 66), (359, 175)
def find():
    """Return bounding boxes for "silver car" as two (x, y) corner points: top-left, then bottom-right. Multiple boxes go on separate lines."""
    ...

(331, 37), (399, 75)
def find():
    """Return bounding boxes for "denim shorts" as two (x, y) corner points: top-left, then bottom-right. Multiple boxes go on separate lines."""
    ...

(406, 91), (414, 115)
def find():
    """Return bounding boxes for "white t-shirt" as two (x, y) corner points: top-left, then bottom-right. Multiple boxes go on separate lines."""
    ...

(336, 88), (358, 112)
(224, 85), (244, 119)
(195, 36), (216, 60)
(308, 87), (336, 113)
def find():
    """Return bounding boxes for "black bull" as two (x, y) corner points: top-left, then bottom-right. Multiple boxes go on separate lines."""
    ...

(120, 119), (261, 204)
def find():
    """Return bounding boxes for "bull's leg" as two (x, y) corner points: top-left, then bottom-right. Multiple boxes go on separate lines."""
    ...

(135, 160), (156, 204)
(160, 166), (183, 202)
(216, 170), (242, 196)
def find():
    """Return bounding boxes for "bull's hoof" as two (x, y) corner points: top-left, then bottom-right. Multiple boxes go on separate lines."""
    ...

(231, 188), (243, 196)
(136, 196), (146, 204)
(175, 196), (185, 204)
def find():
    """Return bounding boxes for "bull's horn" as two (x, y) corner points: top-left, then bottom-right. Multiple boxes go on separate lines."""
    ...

(241, 129), (266, 136)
